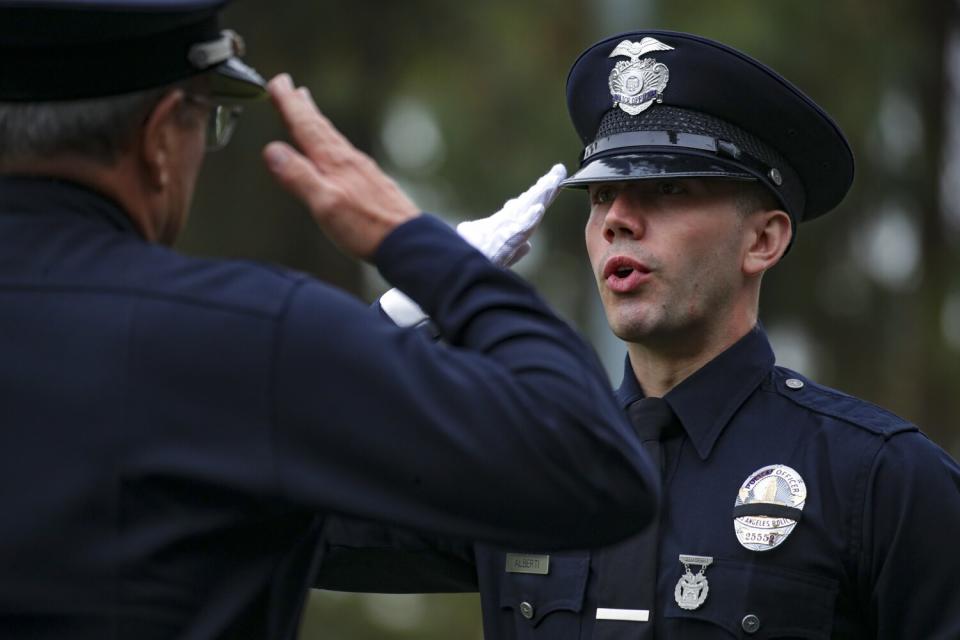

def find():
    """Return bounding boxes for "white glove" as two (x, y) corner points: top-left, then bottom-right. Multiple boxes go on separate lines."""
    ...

(379, 163), (568, 327)
(456, 162), (567, 267)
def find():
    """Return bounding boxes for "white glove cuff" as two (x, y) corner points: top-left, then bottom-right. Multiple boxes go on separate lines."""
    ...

(379, 288), (429, 328)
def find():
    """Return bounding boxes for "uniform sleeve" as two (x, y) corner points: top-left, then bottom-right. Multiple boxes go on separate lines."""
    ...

(272, 215), (658, 549)
(315, 516), (478, 593)
(860, 430), (960, 638)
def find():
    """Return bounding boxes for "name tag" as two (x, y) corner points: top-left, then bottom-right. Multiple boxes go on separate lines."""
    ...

(504, 553), (550, 575)
(596, 608), (650, 622)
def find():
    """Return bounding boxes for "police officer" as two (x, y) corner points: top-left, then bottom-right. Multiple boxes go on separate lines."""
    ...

(0, 3), (660, 637)
(321, 30), (960, 639)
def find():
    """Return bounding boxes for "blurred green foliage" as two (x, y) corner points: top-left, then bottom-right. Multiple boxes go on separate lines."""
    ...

(179, 1), (959, 636)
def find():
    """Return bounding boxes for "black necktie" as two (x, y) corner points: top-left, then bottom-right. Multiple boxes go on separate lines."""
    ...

(628, 396), (677, 474)
(595, 397), (676, 640)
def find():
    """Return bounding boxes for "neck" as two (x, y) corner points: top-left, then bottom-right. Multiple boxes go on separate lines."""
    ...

(627, 306), (757, 398)
(1, 155), (154, 240)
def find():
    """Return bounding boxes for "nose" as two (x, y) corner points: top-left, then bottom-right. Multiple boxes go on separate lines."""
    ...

(602, 191), (644, 243)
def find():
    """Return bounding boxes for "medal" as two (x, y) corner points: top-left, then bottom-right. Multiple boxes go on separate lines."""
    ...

(674, 554), (713, 610)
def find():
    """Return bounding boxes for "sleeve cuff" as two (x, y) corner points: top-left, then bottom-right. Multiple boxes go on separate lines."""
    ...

(373, 214), (485, 314)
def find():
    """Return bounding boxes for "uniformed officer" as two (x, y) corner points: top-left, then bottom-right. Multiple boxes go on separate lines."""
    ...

(320, 30), (960, 639)
(0, 4), (661, 637)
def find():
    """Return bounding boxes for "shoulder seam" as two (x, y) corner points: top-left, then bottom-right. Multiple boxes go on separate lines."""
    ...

(848, 431), (885, 583)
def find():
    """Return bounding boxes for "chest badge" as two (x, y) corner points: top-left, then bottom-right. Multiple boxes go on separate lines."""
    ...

(608, 38), (674, 116)
(733, 464), (807, 551)
(674, 554), (712, 610)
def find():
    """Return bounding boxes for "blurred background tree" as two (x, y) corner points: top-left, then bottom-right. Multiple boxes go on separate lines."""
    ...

(182, 0), (960, 636)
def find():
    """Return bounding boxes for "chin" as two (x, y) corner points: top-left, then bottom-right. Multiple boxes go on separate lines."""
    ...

(606, 305), (692, 346)
(603, 301), (656, 340)
(608, 316), (658, 344)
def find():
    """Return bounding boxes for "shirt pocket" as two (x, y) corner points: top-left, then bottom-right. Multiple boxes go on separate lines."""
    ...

(477, 548), (590, 640)
(664, 559), (839, 639)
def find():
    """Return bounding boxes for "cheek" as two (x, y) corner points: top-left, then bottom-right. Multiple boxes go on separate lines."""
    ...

(684, 246), (740, 307)
(584, 218), (604, 271)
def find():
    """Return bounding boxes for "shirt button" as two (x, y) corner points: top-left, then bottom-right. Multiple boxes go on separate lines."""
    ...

(742, 613), (761, 634)
(519, 601), (535, 619)
(785, 378), (804, 390)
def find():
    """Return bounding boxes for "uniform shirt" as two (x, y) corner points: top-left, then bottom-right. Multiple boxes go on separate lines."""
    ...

(0, 176), (656, 639)
(321, 324), (960, 639)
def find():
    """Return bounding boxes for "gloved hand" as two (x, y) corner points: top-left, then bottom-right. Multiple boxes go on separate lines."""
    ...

(456, 162), (567, 267)
(379, 163), (568, 328)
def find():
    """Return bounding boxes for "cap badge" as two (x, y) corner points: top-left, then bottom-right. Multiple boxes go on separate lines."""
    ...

(608, 38), (674, 116)
(733, 464), (807, 551)
(674, 554), (713, 610)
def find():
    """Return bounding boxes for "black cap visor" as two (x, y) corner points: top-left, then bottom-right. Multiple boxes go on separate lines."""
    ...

(210, 57), (267, 101)
(561, 152), (756, 188)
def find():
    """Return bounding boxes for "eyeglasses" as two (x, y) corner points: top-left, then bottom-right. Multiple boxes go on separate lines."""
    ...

(184, 95), (243, 152)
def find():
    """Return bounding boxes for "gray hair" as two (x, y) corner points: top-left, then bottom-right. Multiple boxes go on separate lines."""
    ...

(0, 76), (207, 166)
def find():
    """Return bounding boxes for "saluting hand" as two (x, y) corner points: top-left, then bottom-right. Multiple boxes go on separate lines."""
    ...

(379, 163), (567, 328)
(263, 74), (420, 260)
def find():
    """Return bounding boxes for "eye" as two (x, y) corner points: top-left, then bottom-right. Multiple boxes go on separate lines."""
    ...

(657, 181), (686, 196)
(591, 185), (618, 205)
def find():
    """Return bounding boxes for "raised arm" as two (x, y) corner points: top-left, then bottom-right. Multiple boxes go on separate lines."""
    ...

(262, 74), (658, 549)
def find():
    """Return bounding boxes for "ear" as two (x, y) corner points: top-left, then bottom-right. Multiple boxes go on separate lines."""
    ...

(742, 209), (792, 277)
(140, 89), (185, 190)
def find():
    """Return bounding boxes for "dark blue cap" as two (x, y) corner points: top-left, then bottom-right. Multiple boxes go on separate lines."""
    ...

(561, 30), (854, 224)
(0, 0), (266, 101)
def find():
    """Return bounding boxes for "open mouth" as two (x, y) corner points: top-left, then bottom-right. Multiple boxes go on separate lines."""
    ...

(603, 256), (651, 292)
(603, 256), (649, 280)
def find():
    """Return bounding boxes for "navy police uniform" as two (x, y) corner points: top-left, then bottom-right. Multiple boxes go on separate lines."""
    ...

(318, 30), (960, 639)
(0, 5), (659, 638)
(321, 325), (960, 638)
(475, 326), (960, 639)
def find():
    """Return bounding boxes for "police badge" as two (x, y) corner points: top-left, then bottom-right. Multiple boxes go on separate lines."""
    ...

(608, 37), (674, 115)
(733, 464), (807, 551)
(674, 554), (712, 610)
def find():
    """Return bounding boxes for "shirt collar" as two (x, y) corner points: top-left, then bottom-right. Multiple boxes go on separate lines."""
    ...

(615, 324), (775, 460)
(0, 175), (140, 235)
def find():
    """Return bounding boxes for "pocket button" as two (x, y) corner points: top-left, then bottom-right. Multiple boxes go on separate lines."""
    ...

(519, 601), (535, 620)
(741, 613), (761, 634)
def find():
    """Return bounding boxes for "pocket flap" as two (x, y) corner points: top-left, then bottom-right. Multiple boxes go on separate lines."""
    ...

(495, 551), (590, 627)
(665, 560), (838, 638)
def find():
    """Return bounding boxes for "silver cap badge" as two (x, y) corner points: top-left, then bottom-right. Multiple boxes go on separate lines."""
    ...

(608, 37), (674, 116)
(733, 464), (807, 551)
(674, 554), (713, 610)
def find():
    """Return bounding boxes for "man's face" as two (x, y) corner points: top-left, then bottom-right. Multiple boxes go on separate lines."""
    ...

(584, 178), (751, 347)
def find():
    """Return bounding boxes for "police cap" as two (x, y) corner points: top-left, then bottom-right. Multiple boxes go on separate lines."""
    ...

(0, 0), (266, 101)
(561, 30), (854, 224)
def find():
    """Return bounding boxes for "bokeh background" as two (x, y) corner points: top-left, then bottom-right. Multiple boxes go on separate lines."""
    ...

(183, 0), (959, 637)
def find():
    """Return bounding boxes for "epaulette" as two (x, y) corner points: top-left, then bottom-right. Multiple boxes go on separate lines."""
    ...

(769, 367), (918, 439)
